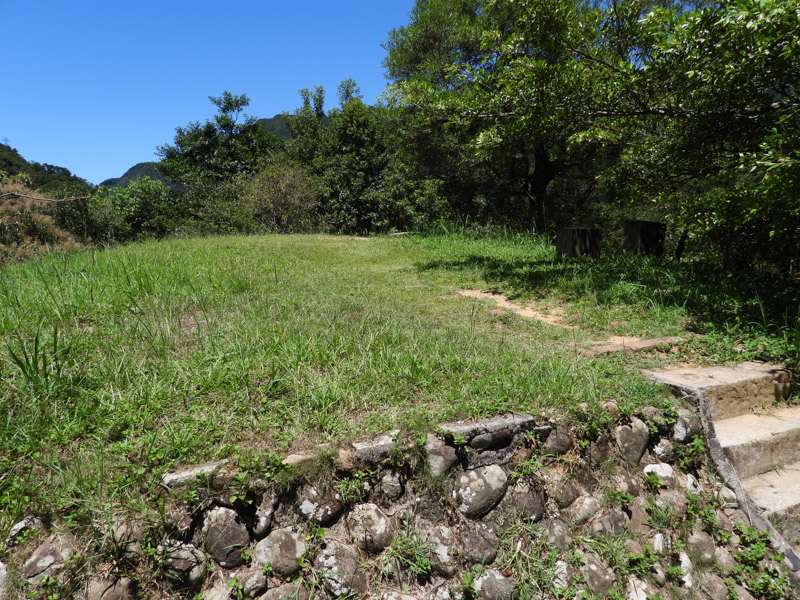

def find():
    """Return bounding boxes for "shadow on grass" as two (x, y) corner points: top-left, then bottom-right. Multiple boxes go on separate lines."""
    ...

(418, 250), (800, 359)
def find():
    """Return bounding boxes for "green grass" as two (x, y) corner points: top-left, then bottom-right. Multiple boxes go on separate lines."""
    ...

(0, 230), (796, 542)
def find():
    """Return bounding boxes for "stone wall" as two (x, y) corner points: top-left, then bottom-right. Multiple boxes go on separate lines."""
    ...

(1, 406), (797, 600)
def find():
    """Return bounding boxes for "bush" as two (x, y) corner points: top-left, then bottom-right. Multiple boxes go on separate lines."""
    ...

(54, 177), (185, 243)
(236, 157), (324, 233)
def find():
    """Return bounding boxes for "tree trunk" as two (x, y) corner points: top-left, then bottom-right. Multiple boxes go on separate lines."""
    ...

(526, 143), (557, 233)
(556, 228), (601, 258)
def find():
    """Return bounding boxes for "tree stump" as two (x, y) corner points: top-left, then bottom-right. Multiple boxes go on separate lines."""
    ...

(556, 228), (601, 258)
(622, 221), (666, 257)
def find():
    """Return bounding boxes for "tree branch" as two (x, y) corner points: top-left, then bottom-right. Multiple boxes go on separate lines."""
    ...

(0, 192), (90, 203)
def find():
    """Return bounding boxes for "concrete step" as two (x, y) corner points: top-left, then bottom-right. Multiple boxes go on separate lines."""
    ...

(716, 406), (800, 480)
(643, 362), (790, 420)
(743, 461), (800, 550)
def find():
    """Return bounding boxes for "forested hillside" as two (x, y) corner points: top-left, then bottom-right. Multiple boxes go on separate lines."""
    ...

(0, 143), (91, 195)
(5, 0), (797, 275)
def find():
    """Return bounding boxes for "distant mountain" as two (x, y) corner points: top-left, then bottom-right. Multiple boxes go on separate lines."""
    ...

(100, 162), (172, 188)
(0, 143), (91, 194)
(258, 114), (292, 140)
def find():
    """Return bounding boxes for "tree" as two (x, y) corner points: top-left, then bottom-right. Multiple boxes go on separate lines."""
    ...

(157, 92), (280, 186)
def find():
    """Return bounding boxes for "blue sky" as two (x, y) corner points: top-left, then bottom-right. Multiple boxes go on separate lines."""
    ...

(1, 0), (414, 185)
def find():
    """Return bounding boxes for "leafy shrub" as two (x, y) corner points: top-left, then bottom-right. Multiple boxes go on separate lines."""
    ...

(236, 157), (324, 233)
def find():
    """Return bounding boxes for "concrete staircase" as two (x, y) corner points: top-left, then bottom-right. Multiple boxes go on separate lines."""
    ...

(644, 362), (800, 550)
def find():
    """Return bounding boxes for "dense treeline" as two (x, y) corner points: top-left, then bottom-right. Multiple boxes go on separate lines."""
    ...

(24, 0), (800, 273)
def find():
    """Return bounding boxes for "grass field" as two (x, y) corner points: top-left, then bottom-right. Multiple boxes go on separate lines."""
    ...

(0, 230), (797, 540)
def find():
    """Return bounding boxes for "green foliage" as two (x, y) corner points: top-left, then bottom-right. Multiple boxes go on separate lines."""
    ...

(235, 156), (323, 233)
(731, 523), (793, 600)
(54, 177), (183, 243)
(0, 143), (91, 195)
(385, 523), (434, 581)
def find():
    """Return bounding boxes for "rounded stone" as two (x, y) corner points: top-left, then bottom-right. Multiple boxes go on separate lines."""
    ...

(297, 486), (344, 526)
(85, 576), (136, 600)
(643, 463), (676, 488)
(203, 506), (250, 568)
(580, 554), (615, 595)
(253, 528), (307, 577)
(426, 435), (458, 477)
(455, 464), (508, 518)
(615, 418), (649, 466)
(544, 427), (572, 455)
(473, 568), (518, 600)
(316, 540), (368, 598)
(347, 503), (394, 553)
(687, 529), (715, 565)
(428, 525), (458, 578)
(23, 534), (75, 584)
(568, 495), (602, 526)
(158, 541), (207, 589)
(460, 527), (498, 565)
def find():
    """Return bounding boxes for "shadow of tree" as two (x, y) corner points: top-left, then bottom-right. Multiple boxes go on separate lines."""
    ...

(418, 252), (800, 337)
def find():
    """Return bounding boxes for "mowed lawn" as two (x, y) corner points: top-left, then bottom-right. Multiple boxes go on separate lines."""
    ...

(0, 231), (783, 535)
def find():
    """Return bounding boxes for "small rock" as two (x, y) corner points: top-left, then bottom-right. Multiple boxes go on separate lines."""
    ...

(253, 493), (278, 538)
(601, 401), (620, 418)
(568, 495), (602, 526)
(158, 541), (207, 589)
(544, 427), (572, 455)
(316, 540), (368, 598)
(732, 584), (756, 600)
(347, 503), (394, 553)
(6, 515), (44, 544)
(589, 507), (629, 538)
(471, 429), (513, 451)
(200, 579), (230, 600)
(381, 471), (403, 500)
(652, 563), (667, 586)
(715, 546), (737, 575)
(613, 473), (641, 497)
(626, 578), (653, 600)
(629, 497), (650, 536)
(162, 460), (228, 488)
(426, 435), (458, 477)
(110, 517), (143, 557)
(701, 572), (729, 600)
(237, 566), (269, 598)
(23, 534), (75, 584)
(627, 539), (643, 556)
(454, 465), (508, 518)
(678, 551), (693, 588)
(253, 528), (307, 577)
(652, 532), (669, 555)
(297, 486), (344, 526)
(589, 434), (613, 465)
(653, 439), (674, 461)
(553, 560), (574, 591)
(203, 507), (250, 568)
(85, 576), (136, 600)
(0, 562), (8, 599)
(615, 418), (650, 465)
(283, 452), (315, 468)
(548, 476), (580, 508)
(644, 463), (676, 488)
(687, 529), (715, 565)
(543, 517), (572, 551)
(352, 432), (398, 464)
(260, 582), (310, 600)
(473, 568), (518, 600)
(719, 486), (738, 507)
(580, 554), (615, 595)
(428, 525), (458, 578)
(460, 527), (498, 565)
(673, 410), (702, 443)
(382, 593), (419, 600)
(505, 481), (545, 522)
(655, 490), (687, 516)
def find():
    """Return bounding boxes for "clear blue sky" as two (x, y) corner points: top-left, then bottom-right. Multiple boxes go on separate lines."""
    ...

(1, 0), (415, 185)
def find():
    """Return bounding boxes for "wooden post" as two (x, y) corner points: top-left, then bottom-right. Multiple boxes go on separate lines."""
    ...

(556, 228), (601, 258)
(622, 220), (666, 257)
